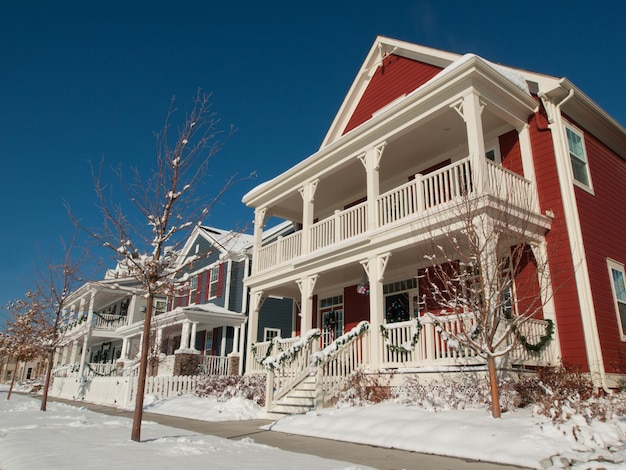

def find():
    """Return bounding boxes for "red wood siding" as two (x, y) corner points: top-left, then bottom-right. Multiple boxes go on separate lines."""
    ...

(343, 55), (442, 134)
(513, 245), (544, 319)
(529, 112), (588, 369)
(499, 130), (524, 176)
(343, 284), (370, 331)
(572, 125), (626, 373)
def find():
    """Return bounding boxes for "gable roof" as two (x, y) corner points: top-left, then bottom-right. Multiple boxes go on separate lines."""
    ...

(177, 225), (254, 265)
(321, 35), (558, 148)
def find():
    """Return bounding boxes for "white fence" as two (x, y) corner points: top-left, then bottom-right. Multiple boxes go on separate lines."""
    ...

(50, 374), (204, 409)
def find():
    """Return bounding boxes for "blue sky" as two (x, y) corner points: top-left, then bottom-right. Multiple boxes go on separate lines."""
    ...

(1, 0), (624, 311)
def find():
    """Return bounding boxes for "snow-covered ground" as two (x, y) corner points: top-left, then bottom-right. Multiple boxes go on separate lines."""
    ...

(1, 383), (626, 469)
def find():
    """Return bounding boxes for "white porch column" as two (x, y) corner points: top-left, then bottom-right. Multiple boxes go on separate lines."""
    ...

(190, 322), (198, 351)
(460, 92), (488, 191)
(296, 274), (318, 334)
(120, 337), (129, 361)
(69, 340), (79, 364)
(77, 335), (89, 377)
(299, 179), (319, 255)
(359, 142), (386, 231)
(246, 290), (264, 372)
(180, 320), (191, 350)
(86, 290), (96, 327)
(220, 327), (227, 356)
(155, 328), (163, 354)
(518, 124), (540, 212)
(530, 240), (562, 362)
(251, 208), (267, 274)
(362, 253), (390, 369)
(232, 325), (240, 354)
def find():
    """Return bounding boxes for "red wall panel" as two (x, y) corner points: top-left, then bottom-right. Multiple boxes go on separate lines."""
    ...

(343, 55), (442, 134)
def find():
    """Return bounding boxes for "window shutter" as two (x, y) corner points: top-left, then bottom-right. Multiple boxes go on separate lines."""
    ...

(217, 263), (225, 298)
(195, 272), (203, 304)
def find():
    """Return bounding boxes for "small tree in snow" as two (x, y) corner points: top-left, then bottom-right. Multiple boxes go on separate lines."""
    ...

(0, 292), (50, 400)
(77, 90), (248, 441)
(421, 176), (556, 418)
(35, 237), (82, 411)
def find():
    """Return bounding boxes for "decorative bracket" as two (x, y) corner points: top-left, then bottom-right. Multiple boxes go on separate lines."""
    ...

(251, 290), (265, 313)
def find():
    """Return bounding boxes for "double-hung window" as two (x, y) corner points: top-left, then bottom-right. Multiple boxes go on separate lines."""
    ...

(208, 266), (219, 299)
(188, 276), (198, 305)
(565, 125), (591, 188)
(608, 259), (626, 340)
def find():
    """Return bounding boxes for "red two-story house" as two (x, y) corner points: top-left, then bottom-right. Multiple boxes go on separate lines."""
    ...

(242, 36), (626, 414)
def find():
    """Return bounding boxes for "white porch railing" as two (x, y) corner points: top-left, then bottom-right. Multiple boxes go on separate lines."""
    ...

(249, 337), (299, 374)
(379, 315), (556, 368)
(254, 157), (538, 273)
(94, 313), (127, 330)
(85, 362), (118, 376)
(199, 354), (229, 375)
(144, 375), (199, 397)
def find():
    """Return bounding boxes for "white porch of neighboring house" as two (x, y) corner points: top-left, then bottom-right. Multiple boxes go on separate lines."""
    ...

(115, 303), (247, 377)
(53, 283), (144, 379)
(242, 52), (561, 414)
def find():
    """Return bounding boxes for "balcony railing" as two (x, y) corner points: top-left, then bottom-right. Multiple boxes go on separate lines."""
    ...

(255, 157), (536, 273)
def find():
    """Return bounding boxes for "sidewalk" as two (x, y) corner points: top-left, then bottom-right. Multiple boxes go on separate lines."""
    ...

(47, 396), (529, 470)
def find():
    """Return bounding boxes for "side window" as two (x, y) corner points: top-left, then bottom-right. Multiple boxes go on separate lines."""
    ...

(188, 276), (198, 305)
(608, 259), (626, 340)
(565, 125), (591, 187)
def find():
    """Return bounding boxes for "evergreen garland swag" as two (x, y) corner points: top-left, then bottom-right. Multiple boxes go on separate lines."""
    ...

(379, 319), (422, 354)
(514, 318), (554, 352)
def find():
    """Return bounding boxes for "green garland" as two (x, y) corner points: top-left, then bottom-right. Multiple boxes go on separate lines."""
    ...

(85, 362), (117, 377)
(513, 319), (554, 352)
(379, 319), (422, 354)
(251, 339), (279, 364)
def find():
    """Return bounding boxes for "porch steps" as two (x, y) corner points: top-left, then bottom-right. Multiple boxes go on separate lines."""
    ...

(269, 374), (318, 415)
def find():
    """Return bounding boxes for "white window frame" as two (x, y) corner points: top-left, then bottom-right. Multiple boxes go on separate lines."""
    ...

(188, 276), (198, 305)
(565, 123), (593, 191)
(263, 327), (281, 342)
(608, 259), (626, 341)
(208, 266), (219, 299)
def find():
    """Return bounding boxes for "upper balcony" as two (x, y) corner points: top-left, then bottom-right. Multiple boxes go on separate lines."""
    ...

(245, 57), (547, 281)
(255, 157), (543, 274)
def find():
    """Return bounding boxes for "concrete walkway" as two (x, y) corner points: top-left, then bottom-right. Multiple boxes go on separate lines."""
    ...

(46, 396), (529, 470)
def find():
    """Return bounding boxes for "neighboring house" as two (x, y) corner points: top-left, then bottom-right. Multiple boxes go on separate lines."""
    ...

(242, 36), (626, 413)
(53, 225), (293, 381)
(0, 356), (47, 383)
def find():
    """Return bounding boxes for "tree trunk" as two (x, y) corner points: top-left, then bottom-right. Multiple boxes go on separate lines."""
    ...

(486, 355), (501, 418)
(40, 348), (56, 411)
(131, 295), (154, 442)
(7, 359), (18, 400)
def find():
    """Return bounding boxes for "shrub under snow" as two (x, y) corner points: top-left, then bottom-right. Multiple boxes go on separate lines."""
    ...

(195, 374), (266, 406)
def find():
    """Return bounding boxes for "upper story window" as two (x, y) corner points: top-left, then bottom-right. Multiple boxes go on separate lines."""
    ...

(608, 259), (626, 341)
(209, 266), (220, 299)
(188, 276), (198, 305)
(565, 125), (591, 188)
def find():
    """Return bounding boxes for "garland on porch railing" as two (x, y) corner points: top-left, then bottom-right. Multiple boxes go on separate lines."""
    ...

(251, 337), (282, 365)
(94, 312), (123, 325)
(513, 318), (554, 352)
(310, 321), (370, 366)
(258, 329), (321, 371)
(379, 319), (421, 354)
(85, 363), (117, 377)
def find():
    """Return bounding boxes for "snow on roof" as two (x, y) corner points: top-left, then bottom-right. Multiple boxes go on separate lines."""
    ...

(441, 53), (530, 94)
(199, 225), (254, 254)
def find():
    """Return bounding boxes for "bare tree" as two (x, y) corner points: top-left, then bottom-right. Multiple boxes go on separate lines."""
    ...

(0, 292), (49, 400)
(35, 236), (83, 411)
(421, 173), (555, 418)
(75, 90), (249, 441)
